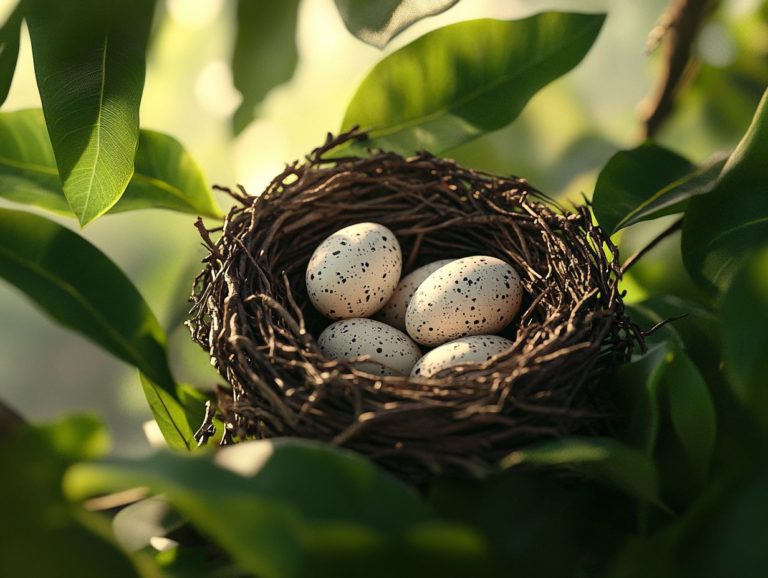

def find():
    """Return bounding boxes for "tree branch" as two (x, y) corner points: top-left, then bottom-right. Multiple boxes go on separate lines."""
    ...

(640, 0), (718, 139)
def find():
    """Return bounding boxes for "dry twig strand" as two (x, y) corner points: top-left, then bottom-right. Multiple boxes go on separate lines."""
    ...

(188, 129), (641, 485)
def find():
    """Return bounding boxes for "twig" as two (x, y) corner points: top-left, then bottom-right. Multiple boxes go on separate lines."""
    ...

(621, 217), (683, 273)
(641, 0), (718, 139)
(643, 313), (689, 337)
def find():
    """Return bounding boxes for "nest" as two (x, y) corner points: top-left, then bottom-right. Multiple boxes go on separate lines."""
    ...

(188, 129), (639, 485)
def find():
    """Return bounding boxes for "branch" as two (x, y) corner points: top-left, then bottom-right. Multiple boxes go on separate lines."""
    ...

(621, 217), (683, 273)
(640, 0), (718, 139)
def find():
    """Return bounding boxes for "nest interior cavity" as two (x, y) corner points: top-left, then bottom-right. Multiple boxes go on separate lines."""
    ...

(188, 129), (639, 484)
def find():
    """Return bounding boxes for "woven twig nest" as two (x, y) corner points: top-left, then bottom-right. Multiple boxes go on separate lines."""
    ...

(188, 129), (639, 484)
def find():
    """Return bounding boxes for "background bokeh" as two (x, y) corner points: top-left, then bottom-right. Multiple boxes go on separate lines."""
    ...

(0, 0), (762, 453)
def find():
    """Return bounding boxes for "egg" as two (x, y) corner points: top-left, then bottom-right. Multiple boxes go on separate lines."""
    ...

(318, 318), (422, 376)
(405, 256), (522, 346)
(306, 223), (402, 319)
(411, 335), (514, 378)
(377, 259), (456, 330)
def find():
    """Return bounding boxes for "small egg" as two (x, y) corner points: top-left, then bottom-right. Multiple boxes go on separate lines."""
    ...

(318, 318), (422, 376)
(377, 259), (456, 330)
(306, 223), (402, 320)
(405, 256), (522, 346)
(411, 335), (514, 378)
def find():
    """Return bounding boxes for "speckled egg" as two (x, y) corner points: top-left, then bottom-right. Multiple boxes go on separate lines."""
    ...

(411, 335), (514, 378)
(405, 256), (523, 346)
(306, 223), (402, 319)
(318, 318), (422, 376)
(377, 259), (456, 330)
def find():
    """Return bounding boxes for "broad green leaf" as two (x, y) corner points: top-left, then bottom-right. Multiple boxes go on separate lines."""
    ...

(0, 209), (174, 394)
(342, 12), (605, 155)
(614, 336), (717, 496)
(624, 155), (727, 228)
(65, 440), (486, 578)
(616, 342), (675, 452)
(720, 247), (768, 431)
(674, 464), (768, 578)
(125, 129), (221, 217)
(592, 143), (728, 235)
(662, 352), (716, 481)
(140, 373), (200, 451)
(683, 89), (768, 291)
(0, 109), (221, 218)
(627, 296), (722, 391)
(0, 416), (159, 578)
(0, 3), (22, 105)
(232, 0), (300, 135)
(25, 0), (155, 225)
(334, 0), (460, 48)
(502, 437), (661, 505)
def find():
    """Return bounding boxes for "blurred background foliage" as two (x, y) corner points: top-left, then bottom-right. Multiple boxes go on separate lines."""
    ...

(4, 0), (766, 455)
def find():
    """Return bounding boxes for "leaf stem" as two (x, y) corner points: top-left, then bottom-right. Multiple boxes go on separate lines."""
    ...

(621, 217), (684, 273)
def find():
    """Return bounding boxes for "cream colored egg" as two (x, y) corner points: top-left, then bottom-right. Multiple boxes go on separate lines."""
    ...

(411, 335), (513, 378)
(377, 259), (456, 330)
(306, 223), (402, 320)
(318, 318), (421, 376)
(405, 256), (522, 346)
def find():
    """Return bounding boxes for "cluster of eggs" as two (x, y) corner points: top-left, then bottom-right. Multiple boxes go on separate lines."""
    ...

(306, 223), (523, 378)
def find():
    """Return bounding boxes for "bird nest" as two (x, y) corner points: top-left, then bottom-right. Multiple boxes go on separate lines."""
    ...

(188, 129), (640, 485)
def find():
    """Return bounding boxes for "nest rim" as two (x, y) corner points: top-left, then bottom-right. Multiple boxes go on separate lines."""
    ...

(188, 129), (640, 485)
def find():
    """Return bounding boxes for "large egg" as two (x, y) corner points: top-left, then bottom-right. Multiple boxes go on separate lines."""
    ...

(377, 259), (455, 331)
(411, 335), (513, 378)
(306, 223), (402, 319)
(405, 256), (522, 346)
(318, 318), (421, 376)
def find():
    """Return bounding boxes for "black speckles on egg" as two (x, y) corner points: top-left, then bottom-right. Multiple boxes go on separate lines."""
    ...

(318, 318), (422, 376)
(405, 256), (523, 346)
(377, 259), (455, 331)
(306, 223), (402, 320)
(410, 335), (513, 378)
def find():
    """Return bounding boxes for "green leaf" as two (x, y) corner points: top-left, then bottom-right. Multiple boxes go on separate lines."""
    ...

(627, 296), (719, 368)
(429, 471), (627, 577)
(334, 0), (460, 48)
(0, 416), (160, 578)
(232, 0), (300, 135)
(592, 143), (728, 235)
(720, 247), (768, 431)
(502, 437), (662, 505)
(25, 0), (155, 225)
(123, 130), (222, 217)
(674, 464), (768, 578)
(65, 440), (486, 578)
(341, 12), (606, 155)
(0, 209), (174, 393)
(614, 336), (717, 491)
(140, 373), (199, 451)
(626, 155), (727, 228)
(662, 352), (717, 481)
(616, 342), (675, 452)
(683, 89), (768, 291)
(0, 3), (22, 105)
(0, 109), (221, 218)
